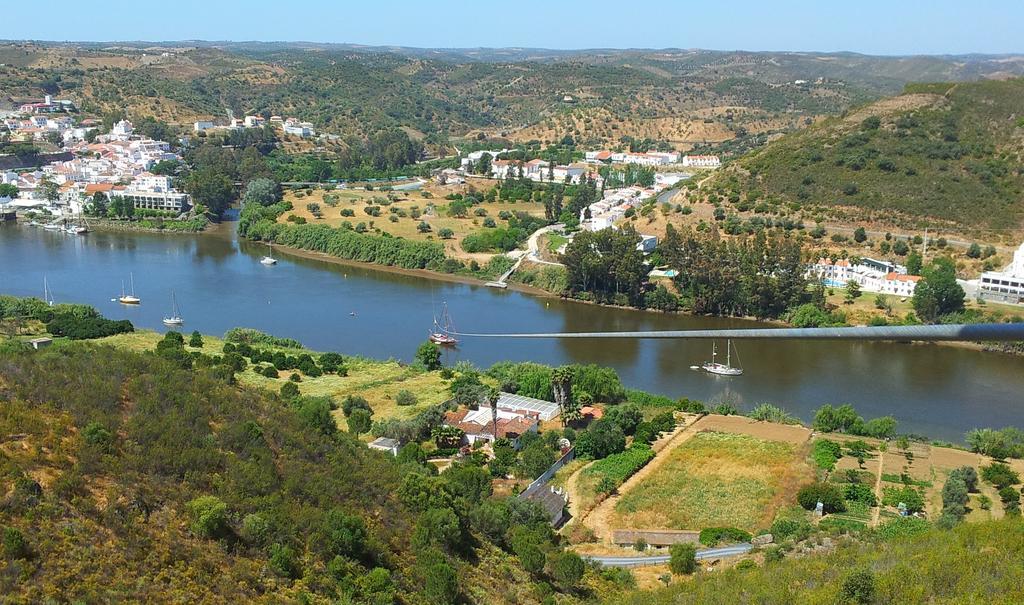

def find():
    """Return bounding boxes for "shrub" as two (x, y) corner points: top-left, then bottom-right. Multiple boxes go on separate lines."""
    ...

(840, 569), (876, 604)
(699, 527), (752, 546)
(186, 495), (229, 539)
(2, 527), (29, 560)
(770, 518), (813, 542)
(669, 543), (697, 575)
(981, 463), (1020, 489)
(395, 389), (418, 407)
(797, 482), (846, 513)
(812, 439), (842, 470)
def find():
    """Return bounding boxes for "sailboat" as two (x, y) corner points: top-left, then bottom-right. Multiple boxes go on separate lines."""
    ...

(43, 276), (55, 306)
(118, 273), (141, 305)
(162, 291), (184, 326)
(64, 215), (88, 235)
(260, 242), (277, 265)
(701, 340), (743, 376)
(429, 302), (458, 346)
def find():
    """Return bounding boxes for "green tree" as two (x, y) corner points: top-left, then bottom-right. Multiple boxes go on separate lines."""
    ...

(549, 550), (585, 586)
(906, 251), (923, 275)
(853, 227), (867, 243)
(2, 527), (29, 560)
(913, 257), (965, 322)
(669, 542), (697, 575)
(241, 177), (281, 207)
(423, 561), (459, 604)
(347, 408), (372, 436)
(0, 183), (19, 199)
(415, 340), (442, 370)
(186, 495), (229, 539)
(322, 509), (367, 558)
(185, 167), (235, 217)
(844, 280), (862, 304)
(188, 330), (204, 348)
(840, 569), (876, 604)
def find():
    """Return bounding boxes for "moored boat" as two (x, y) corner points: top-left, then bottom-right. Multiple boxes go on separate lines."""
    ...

(701, 340), (743, 376)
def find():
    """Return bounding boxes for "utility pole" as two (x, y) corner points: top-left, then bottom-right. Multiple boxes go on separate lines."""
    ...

(922, 228), (928, 260)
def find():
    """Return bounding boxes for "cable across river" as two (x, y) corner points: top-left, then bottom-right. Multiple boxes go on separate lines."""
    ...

(450, 323), (1024, 342)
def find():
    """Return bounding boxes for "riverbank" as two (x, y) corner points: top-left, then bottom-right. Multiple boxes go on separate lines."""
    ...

(84, 216), (210, 234)
(270, 239), (1023, 355)
(270, 241), (556, 298)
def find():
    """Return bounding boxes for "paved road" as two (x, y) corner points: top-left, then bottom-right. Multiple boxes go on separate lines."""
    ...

(524, 223), (565, 266)
(586, 543), (753, 567)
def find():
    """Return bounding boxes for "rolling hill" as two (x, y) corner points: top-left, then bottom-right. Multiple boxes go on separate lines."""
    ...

(4, 41), (1024, 151)
(0, 342), (545, 604)
(708, 78), (1024, 231)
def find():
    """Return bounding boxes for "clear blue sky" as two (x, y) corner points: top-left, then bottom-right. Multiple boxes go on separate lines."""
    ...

(4, 0), (1022, 55)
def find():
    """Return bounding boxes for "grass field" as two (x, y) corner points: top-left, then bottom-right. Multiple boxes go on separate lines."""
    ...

(610, 431), (813, 532)
(95, 330), (449, 431)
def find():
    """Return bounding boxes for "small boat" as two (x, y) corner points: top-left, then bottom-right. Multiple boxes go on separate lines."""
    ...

(43, 276), (55, 306)
(701, 340), (743, 376)
(118, 273), (141, 305)
(43, 221), (63, 232)
(429, 302), (458, 346)
(260, 242), (277, 266)
(162, 291), (184, 326)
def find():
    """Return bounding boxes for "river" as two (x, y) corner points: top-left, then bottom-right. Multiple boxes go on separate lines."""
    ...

(2, 221), (1022, 442)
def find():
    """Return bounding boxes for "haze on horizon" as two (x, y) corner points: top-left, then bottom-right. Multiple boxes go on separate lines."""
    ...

(4, 0), (1023, 57)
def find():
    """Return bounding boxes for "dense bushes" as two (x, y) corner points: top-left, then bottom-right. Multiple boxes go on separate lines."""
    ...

(812, 439), (842, 470)
(240, 204), (447, 270)
(699, 527), (752, 546)
(46, 312), (133, 339)
(966, 427), (1024, 459)
(797, 482), (846, 513)
(224, 327), (302, 349)
(582, 443), (655, 492)
(812, 403), (897, 438)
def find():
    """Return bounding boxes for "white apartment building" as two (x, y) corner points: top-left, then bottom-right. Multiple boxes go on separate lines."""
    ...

(681, 155), (721, 168)
(979, 242), (1024, 304)
(809, 257), (920, 297)
(193, 120), (215, 132)
(109, 120), (134, 140)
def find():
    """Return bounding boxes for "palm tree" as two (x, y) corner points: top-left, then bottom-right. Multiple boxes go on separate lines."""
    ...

(487, 387), (500, 441)
(551, 366), (573, 426)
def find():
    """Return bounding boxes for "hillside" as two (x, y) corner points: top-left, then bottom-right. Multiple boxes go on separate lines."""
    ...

(607, 517), (1024, 605)
(709, 78), (1024, 231)
(0, 342), (546, 604)
(5, 42), (1024, 151)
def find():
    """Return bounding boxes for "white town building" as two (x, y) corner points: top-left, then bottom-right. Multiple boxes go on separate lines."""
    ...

(681, 155), (721, 168)
(979, 242), (1024, 304)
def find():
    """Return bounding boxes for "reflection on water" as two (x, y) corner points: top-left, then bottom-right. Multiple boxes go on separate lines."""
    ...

(2, 221), (1022, 441)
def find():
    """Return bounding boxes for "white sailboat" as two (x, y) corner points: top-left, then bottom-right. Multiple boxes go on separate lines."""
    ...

(260, 242), (277, 265)
(43, 276), (55, 306)
(429, 302), (458, 346)
(162, 291), (184, 326)
(702, 340), (743, 376)
(118, 273), (141, 305)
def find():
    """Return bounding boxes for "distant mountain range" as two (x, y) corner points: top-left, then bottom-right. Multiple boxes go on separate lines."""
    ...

(3, 41), (1023, 147)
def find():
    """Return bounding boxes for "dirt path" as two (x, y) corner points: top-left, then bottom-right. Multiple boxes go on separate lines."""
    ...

(562, 460), (593, 523)
(872, 450), (884, 526)
(581, 415), (708, 544)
